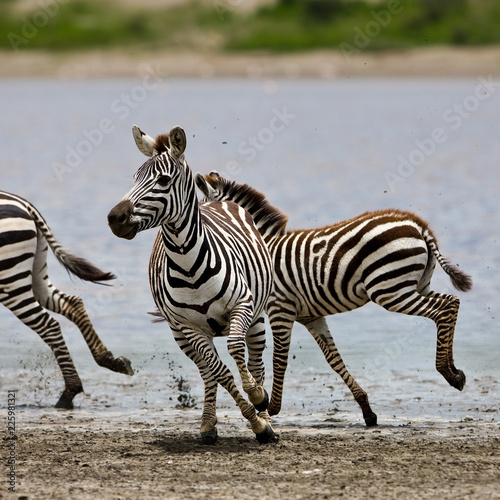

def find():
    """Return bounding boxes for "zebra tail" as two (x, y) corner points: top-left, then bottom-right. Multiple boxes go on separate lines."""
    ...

(27, 203), (116, 284)
(423, 228), (473, 292)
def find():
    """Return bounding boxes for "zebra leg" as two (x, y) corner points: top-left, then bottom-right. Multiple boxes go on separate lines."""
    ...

(425, 291), (465, 390)
(267, 309), (296, 417)
(376, 290), (465, 391)
(183, 328), (278, 444)
(226, 303), (268, 411)
(425, 291), (462, 379)
(32, 264), (133, 376)
(245, 315), (269, 412)
(302, 317), (377, 426)
(0, 285), (83, 409)
(173, 329), (219, 444)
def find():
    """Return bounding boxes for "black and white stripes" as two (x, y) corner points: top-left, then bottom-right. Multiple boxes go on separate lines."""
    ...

(108, 126), (277, 443)
(0, 191), (133, 409)
(197, 172), (472, 426)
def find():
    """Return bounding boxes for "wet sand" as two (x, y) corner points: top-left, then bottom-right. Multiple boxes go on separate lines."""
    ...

(4, 406), (499, 500)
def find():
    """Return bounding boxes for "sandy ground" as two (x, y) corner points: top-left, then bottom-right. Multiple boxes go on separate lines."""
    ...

(1, 46), (500, 79)
(2, 407), (499, 500)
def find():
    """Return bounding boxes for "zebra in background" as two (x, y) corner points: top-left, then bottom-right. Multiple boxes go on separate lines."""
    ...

(107, 125), (277, 444)
(196, 171), (473, 426)
(0, 191), (133, 409)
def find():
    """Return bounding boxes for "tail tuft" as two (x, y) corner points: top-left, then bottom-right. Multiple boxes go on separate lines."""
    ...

(445, 261), (473, 292)
(423, 227), (472, 293)
(149, 310), (166, 323)
(60, 252), (116, 283)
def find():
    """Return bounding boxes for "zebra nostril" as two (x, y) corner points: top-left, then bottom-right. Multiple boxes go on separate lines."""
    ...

(118, 214), (127, 225)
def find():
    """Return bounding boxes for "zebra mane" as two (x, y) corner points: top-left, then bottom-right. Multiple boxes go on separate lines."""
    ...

(204, 174), (289, 237)
(153, 133), (171, 154)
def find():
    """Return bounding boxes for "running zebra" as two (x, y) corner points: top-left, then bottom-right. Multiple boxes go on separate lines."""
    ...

(196, 171), (473, 426)
(0, 191), (133, 409)
(107, 125), (277, 444)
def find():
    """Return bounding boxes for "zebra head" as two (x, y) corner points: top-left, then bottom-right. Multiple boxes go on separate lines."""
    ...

(195, 170), (226, 203)
(108, 125), (192, 240)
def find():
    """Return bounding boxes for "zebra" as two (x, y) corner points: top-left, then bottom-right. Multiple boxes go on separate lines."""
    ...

(196, 171), (473, 426)
(107, 125), (277, 444)
(0, 191), (133, 409)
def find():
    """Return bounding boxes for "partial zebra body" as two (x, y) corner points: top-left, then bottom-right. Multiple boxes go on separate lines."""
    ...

(197, 172), (472, 426)
(108, 126), (276, 444)
(0, 191), (133, 409)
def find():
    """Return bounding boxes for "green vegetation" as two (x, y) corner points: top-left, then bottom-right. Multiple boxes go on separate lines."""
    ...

(1, 0), (500, 53)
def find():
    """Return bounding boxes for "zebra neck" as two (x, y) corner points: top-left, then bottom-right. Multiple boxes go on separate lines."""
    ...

(160, 191), (206, 266)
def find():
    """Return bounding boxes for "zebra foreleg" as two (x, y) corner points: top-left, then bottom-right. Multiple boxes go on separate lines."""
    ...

(183, 329), (277, 444)
(302, 317), (377, 427)
(227, 304), (268, 411)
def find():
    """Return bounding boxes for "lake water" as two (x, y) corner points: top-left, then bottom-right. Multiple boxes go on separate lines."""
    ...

(0, 77), (499, 431)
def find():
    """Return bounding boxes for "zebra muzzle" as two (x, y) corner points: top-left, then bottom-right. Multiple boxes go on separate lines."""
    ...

(107, 199), (139, 240)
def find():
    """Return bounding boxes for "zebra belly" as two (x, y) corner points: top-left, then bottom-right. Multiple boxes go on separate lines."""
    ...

(149, 271), (248, 337)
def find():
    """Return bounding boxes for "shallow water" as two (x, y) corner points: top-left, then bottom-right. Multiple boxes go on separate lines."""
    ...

(0, 77), (499, 429)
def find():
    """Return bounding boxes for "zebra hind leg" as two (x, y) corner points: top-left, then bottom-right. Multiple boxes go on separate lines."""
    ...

(60, 294), (134, 375)
(173, 329), (218, 444)
(303, 317), (377, 427)
(377, 290), (465, 391)
(1, 290), (84, 409)
(34, 278), (133, 376)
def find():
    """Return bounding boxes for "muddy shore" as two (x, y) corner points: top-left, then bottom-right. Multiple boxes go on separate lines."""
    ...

(2, 407), (498, 500)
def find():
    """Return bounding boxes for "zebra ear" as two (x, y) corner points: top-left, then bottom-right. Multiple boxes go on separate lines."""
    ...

(169, 126), (187, 158)
(195, 173), (213, 199)
(132, 125), (155, 157)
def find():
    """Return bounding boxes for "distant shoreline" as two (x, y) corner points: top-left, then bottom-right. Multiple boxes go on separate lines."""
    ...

(1, 46), (500, 79)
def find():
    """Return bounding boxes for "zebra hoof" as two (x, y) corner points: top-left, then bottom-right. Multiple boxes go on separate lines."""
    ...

(450, 370), (466, 391)
(55, 386), (83, 409)
(256, 424), (279, 444)
(364, 412), (378, 427)
(201, 430), (218, 445)
(253, 390), (269, 413)
(267, 404), (280, 417)
(113, 356), (134, 376)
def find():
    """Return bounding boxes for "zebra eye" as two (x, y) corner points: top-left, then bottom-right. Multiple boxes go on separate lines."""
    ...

(156, 175), (172, 187)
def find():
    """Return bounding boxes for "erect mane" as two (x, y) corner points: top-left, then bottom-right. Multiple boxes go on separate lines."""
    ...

(153, 133), (171, 153)
(206, 175), (289, 237)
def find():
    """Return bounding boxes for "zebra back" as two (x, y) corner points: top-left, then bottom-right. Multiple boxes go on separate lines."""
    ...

(196, 173), (472, 294)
